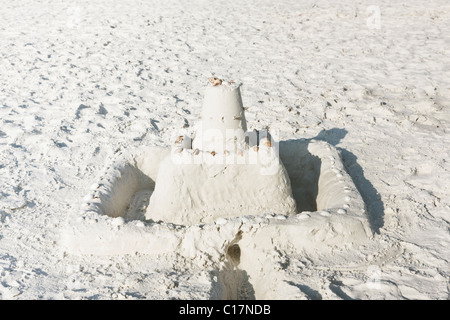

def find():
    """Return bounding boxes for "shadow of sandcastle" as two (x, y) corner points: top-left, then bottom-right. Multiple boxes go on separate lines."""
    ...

(314, 128), (384, 234)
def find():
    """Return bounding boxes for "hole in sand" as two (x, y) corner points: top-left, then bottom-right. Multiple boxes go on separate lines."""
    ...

(226, 244), (241, 267)
(213, 233), (255, 300)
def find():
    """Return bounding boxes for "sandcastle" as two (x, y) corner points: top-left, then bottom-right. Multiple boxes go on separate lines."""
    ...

(65, 78), (372, 263)
(145, 79), (297, 225)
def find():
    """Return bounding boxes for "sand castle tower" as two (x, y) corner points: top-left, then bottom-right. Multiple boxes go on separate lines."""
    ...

(192, 79), (248, 154)
(145, 78), (297, 225)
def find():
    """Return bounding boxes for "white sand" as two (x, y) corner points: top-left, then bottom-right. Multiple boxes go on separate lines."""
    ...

(0, 0), (449, 300)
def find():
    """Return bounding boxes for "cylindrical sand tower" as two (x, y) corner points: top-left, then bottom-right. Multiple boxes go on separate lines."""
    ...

(193, 81), (248, 154)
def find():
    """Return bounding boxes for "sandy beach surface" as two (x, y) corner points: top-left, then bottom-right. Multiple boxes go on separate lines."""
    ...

(0, 0), (449, 299)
